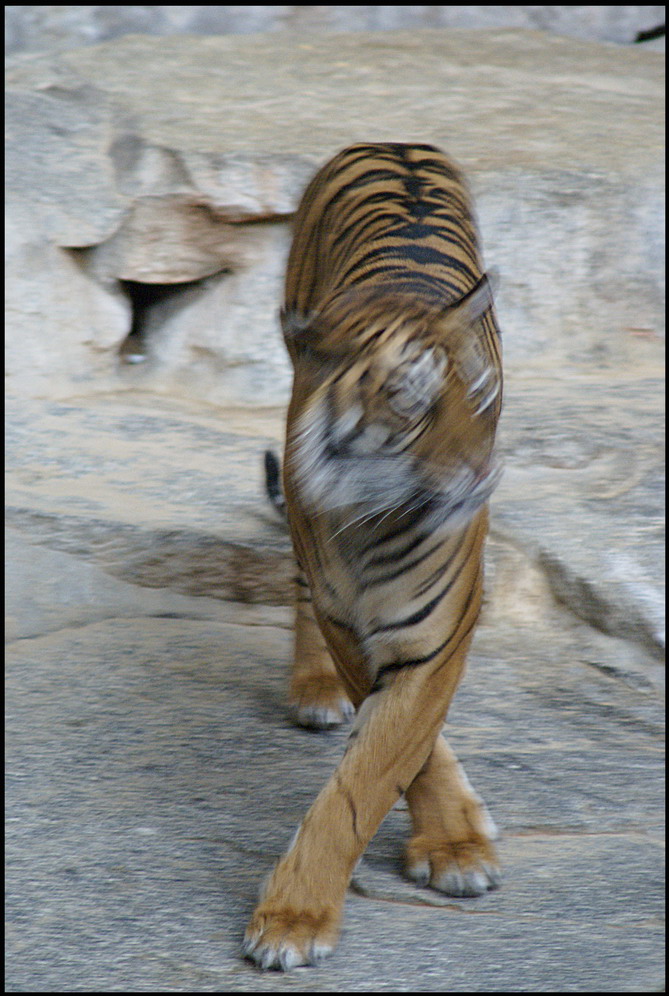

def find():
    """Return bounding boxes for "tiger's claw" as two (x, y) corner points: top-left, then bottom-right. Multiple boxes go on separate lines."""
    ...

(243, 907), (338, 971)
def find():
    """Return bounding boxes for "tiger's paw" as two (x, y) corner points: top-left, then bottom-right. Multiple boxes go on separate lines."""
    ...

(243, 903), (340, 970)
(405, 835), (501, 897)
(289, 673), (354, 730)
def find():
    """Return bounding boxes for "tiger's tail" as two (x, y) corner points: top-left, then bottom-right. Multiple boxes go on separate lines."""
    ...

(264, 449), (286, 518)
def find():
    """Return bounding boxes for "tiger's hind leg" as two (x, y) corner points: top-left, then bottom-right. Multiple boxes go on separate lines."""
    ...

(264, 450), (352, 728)
(289, 567), (354, 729)
(404, 733), (501, 896)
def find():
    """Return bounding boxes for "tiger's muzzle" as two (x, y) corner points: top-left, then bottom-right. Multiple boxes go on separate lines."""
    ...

(288, 396), (501, 529)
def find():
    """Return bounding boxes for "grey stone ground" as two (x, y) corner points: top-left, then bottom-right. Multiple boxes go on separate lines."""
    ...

(5, 392), (665, 992)
(5, 24), (665, 994)
(4, 608), (665, 993)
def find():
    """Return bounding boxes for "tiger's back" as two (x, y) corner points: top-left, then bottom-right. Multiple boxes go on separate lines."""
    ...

(282, 144), (502, 694)
(286, 142), (485, 312)
(245, 143), (504, 971)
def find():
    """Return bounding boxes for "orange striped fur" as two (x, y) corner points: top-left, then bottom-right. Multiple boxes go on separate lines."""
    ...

(245, 144), (503, 970)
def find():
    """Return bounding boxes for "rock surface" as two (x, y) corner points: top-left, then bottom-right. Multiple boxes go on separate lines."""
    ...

(5, 25), (665, 994)
(5, 4), (666, 56)
(5, 499), (665, 992)
(5, 29), (664, 405)
(5, 379), (664, 677)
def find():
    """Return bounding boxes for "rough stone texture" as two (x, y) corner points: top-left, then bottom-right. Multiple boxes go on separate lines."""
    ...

(5, 384), (664, 678)
(5, 535), (665, 992)
(5, 23), (665, 993)
(5, 29), (664, 405)
(5, 4), (666, 56)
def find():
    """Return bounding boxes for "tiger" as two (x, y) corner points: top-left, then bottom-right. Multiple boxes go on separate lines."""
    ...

(244, 142), (503, 970)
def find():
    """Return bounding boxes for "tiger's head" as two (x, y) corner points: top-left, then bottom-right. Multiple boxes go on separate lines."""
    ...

(283, 274), (502, 529)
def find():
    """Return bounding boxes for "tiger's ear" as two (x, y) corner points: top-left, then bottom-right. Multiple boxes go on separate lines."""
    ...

(446, 269), (499, 329)
(435, 270), (501, 415)
(280, 308), (327, 363)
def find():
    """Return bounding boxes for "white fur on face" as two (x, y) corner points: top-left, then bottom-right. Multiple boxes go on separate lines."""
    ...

(290, 397), (417, 516)
(289, 394), (501, 526)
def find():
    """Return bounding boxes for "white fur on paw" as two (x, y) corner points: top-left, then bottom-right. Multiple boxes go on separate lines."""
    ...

(432, 862), (501, 897)
(243, 933), (302, 971)
(406, 852), (501, 897)
(243, 931), (333, 971)
(292, 698), (354, 730)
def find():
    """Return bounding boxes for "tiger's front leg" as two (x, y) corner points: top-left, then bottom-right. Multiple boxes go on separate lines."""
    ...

(243, 658), (466, 970)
